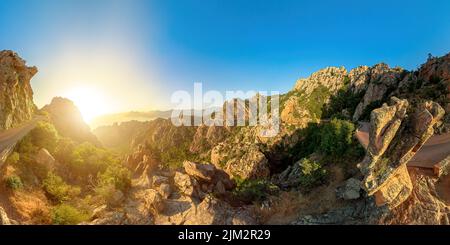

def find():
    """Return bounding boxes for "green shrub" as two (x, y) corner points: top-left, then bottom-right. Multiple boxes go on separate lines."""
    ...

(298, 158), (328, 189)
(42, 172), (80, 203)
(5, 176), (23, 190)
(15, 134), (37, 154)
(30, 122), (59, 154)
(51, 204), (89, 225)
(5, 152), (20, 165)
(233, 178), (279, 203)
(97, 164), (131, 192)
(95, 164), (131, 204)
(68, 142), (118, 178)
(53, 137), (76, 164)
(318, 119), (355, 157)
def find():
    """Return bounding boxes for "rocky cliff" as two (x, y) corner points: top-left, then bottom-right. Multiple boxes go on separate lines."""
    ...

(0, 50), (36, 130)
(41, 97), (100, 146)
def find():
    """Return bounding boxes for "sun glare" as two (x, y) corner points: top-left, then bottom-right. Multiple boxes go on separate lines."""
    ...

(63, 86), (110, 123)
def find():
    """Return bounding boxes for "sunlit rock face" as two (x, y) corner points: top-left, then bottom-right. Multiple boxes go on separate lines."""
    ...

(0, 50), (36, 130)
(352, 64), (405, 121)
(359, 97), (445, 209)
(41, 97), (100, 145)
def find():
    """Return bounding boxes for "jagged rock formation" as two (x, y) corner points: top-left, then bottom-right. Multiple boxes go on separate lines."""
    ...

(352, 64), (406, 121)
(41, 97), (100, 145)
(88, 159), (254, 225)
(93, 120), (150, 150)
(294, 67), (348, 95)
(0, 50), (36, 130)
(174, 161), (235, 199)
(0, 206), (13, 225)
(358, 97), (444, 208)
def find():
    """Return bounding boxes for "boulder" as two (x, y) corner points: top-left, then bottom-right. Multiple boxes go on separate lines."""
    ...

(91, 205), (108, 220)
(183, 196), (256, 225)
(144, 189), (165, 213)
(224, 146), (270, 180)
(336, 178), (362, 200)
(0, 207), (11, 225)
(158, 183), (172, 199)
(174, 171), (197, 197)
(34, 148), (57, 171)
(109, 190), (124, 207)
(152, 175), (169, 187)
(183, 161), (216, 182)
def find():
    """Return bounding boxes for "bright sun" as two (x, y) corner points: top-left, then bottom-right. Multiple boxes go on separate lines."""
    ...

(63, 86), (110, 123)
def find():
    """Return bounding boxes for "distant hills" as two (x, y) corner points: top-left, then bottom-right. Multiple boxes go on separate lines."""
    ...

(90, 110), (172, 129)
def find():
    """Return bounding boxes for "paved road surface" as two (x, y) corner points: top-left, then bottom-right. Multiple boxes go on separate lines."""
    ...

(0, 117), (43, 166)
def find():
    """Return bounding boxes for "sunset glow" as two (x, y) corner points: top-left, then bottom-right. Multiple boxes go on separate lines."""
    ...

(62, 86), (111, 123)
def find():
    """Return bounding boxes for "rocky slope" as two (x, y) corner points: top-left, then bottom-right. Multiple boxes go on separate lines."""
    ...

(104, 52), (450, 225)
(0, 50), (36, 130)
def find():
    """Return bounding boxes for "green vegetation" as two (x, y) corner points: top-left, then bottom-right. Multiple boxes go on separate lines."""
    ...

(297, 85), (331, 120)
(51, 204), (89, 225)
(42, 172), (81, 203)
(29, 122), (59, 154)
(5, 152), (20, 165)
(95, 164), (131, 203)
(324, 86), (365, 119)
(5, 175), (24, 190)
(318, 118), (355, 157)
(159, 142), (192, 169)
(233, 178), (279, 203)
(68, 142), (118, 178)
(359, 100), (383, 121)
(297, 158), (327, 189)
(7, 119), (130, 221)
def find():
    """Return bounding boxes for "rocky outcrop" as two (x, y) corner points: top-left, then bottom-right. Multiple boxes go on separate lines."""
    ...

(336, 178), (362, 200)
(41, 97), (100, 145)
(353, 64), (405, 121)
(348, 66), (370, 93)
(382, 169), (450, 224)
(0, 50), (36, 130)
(34, 148), (58, 171)
(93, 120), (150, 149)
(358, 97), (445, 209)
(174, 161), (235, 199)
(418, 53), (450, 114)
(181, 195), (256, 225)
(212, 142), (270, 180)
(294, 67), (348, 95)
(280, 96), (313, 127)
(0, 207), (12, 225)
(125, 144), (159, 176)
(189, 124), (230, 154)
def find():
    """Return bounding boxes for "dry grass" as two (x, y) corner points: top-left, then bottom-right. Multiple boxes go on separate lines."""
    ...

(254, 165), (347, 224)
(10, 189), (52, 224)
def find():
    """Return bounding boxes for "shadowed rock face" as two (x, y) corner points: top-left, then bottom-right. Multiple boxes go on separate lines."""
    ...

(359, 97), (445, 209)
(0, 50), (36, 130)
(41, 97), (101, 146)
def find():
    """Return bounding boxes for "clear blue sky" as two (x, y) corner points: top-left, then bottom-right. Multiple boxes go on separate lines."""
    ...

(1, 0), (449, 113)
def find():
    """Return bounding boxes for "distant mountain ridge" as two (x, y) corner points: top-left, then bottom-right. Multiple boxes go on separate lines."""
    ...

(90, 110), (172, 129)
